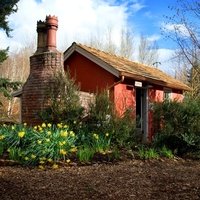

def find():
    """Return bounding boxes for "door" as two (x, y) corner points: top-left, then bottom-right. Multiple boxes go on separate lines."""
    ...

(136, 88), (148, 142)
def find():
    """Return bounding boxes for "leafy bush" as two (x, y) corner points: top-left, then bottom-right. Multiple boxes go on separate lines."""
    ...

(84, 91), (113, 134)
(111, 109), (137, 148)
(84, 92), (137, 149)
(153, 98), (200, 156)
(39, 71), (84, 129)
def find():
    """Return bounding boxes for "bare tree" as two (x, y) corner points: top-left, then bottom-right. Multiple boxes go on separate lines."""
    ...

(138, 35), (159, 66)
(0, 41), (35, 118)
(87, 27), (134, 59)
(119, 28), (134, 59)
(163, 0), (200, 98)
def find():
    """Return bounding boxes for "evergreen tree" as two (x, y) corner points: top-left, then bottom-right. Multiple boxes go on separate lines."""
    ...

(0, 0), (21, 107)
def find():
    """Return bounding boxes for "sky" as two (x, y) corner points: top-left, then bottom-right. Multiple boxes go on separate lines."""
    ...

(0, 0), (179, 74)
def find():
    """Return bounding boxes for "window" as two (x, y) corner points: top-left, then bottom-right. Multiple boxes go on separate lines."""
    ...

(164, 89), (172, 100)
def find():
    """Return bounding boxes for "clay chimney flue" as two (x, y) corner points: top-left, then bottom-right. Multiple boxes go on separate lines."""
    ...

(46, 15), (58, 51)
(36, 20), (47, 53)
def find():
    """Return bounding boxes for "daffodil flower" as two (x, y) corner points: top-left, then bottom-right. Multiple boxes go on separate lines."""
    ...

(41, 123), (46, 128)
(52, 163), (59, 169)
(18, 131), (25, 138)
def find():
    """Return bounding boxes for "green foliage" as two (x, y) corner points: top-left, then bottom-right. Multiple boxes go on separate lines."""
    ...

(0, 48), (8, 64)
(77, 145), (95, 163)
(91, 132), (111, 154)
(39, 71), (84, 128)
(85, 91), (113, 134)
(0, 0), (21, 108)
(153, 98), (200, 156)
(111, 109), (137, 148)
(0, 0), (19, 36)
(84, 92), (137, 148)
(0, 78), (21, 111)
(138, 146), (159, 159)
(0, 123), (78, 166)
(159, 146), (174, 158)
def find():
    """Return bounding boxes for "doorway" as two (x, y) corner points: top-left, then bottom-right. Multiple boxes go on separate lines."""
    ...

(136, 87), (148, 141)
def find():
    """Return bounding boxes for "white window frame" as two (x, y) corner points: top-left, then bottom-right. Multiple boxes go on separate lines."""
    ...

(164, 88), (172, 100)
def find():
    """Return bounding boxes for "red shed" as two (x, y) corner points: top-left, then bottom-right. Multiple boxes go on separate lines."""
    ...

(64, 42), (190, 142)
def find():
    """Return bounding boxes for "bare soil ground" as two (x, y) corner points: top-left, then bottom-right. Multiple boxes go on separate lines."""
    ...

(0, 158), (200, 200)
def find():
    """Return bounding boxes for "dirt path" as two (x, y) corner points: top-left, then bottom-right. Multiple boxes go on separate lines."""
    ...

(0, 159), (200, 200)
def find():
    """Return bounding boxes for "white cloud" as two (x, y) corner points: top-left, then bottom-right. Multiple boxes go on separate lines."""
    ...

(147, 34), (161, 42)
(162, 23), (191, 37)
(1, 0), (130, 53)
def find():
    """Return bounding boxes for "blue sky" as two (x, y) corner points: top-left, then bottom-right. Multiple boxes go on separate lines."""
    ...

(0, 0), (180, 74)
(122, 0), (177, 48)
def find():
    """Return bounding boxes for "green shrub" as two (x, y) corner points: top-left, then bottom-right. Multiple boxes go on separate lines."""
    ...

(77, 145), (95, 163)
(159, 146), (174, 158)
(138, 146), (159, 159)
(152, 98), (200, 156)
(85, 91), (113, 134)
(83, 92), (137, 149)
(39, 71), (84, 129)
(111, 109), (137, 148)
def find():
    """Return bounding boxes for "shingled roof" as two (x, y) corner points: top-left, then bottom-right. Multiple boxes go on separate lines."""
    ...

(64, 42), (190, 91)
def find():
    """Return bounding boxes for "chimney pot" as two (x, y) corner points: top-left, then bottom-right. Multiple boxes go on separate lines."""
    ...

(36, 20), (47, 53)
(46, 15), (58, 51)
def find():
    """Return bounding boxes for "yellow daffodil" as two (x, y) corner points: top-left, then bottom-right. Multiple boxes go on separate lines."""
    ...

(59, 141), (63, 146)
(63, 124), (68, 128)
(69, 131), (75, 137)
(39, 160), (45, 164)
(34, 126), (38, 130)
(93, 133), (99, 140)
(60, 130), (68, 137)
(31, 154), (36, 159)
(18, 131), (25, 138)
(105, 133), (109, 137)
(0, 135), (5, 140)
(70, 147), (77, 153)
(24, 156), (29, 161)
(37, 140), (42, 144)
(47, 123), (52, 128)
(41, 123), (46, 128)
(40, 157), (46, 161)
(57, 123), (62, 128)
(47, 158), (53, 163)
(46, 138), (50, 142)
(47, 131), (51, 135)
(38, 165), (45, 170)
(52, 163), (59, 169)
(60, 149), (67, 155)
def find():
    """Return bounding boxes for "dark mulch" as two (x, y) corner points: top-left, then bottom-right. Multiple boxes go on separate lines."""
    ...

(0, 158), (200, 200)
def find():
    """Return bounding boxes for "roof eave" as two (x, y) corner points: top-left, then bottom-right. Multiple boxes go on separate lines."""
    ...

(120, 71), (191, 91)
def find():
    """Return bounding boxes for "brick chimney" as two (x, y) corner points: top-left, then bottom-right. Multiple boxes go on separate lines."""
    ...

(21, 15), (63, 125)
